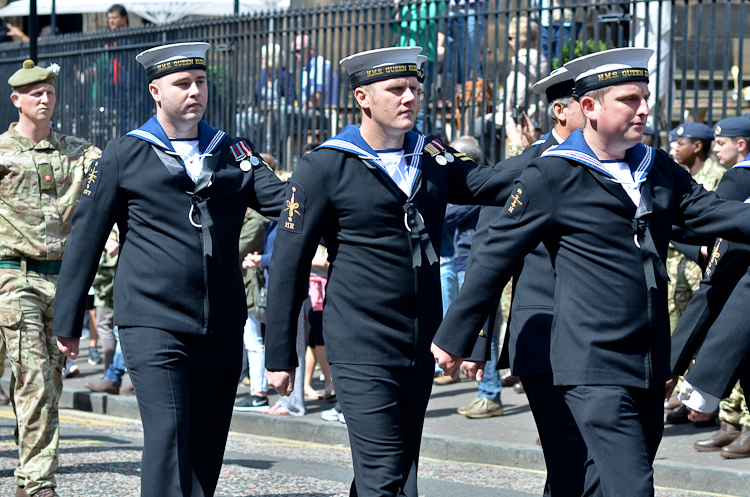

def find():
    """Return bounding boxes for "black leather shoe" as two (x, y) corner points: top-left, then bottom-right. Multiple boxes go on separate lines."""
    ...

(693, 410), (718, 428)
(666, 405), (690, 424)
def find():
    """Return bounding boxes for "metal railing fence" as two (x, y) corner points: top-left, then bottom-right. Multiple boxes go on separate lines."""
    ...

(1, 0), (750, 168)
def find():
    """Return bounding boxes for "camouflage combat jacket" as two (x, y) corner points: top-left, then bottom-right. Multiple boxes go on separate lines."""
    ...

(0, 123), (101, 261)
(692, 157), (726, 193)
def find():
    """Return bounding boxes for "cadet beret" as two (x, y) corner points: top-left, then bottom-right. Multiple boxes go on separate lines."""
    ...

(564, 47), (653, 96)
(713, 116), (750, 138)
(643, 126), (657, 140)
(136, 42), (210, 82)
(8, 60), (56, 88)
(531, 67), (576, 102)
(675, 122), (713, 142)
(340, 47), (427, 89)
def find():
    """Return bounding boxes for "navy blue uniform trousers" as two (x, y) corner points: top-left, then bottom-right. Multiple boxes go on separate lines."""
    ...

(521, 374), (590, 497)
(563, 385), (664, 497)
(330, 363), (434, 497)
(120, 326), (243, 497)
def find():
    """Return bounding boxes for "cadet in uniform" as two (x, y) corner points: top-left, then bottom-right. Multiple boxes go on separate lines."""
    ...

(264, 47), (506, 497)
(667, 122), (726, 330)
(0, 61), (101, 497)
(467, 67), (590, 496)
(53, 43), (285, 497)
(664, 122), (726, 424)
(431, 48), (750, 497)
(670, 117), (750, 458)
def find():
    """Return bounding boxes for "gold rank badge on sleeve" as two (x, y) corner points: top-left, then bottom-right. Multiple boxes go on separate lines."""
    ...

(504, 182), (528, 222)
(82, 159), (101, 199)
(280, 182), (305, 234)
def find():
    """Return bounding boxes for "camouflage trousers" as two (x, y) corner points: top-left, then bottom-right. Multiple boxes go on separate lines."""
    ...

(667, 249), (703, 331)
(0, 267), (64, 494)
(0, 332), (6, 378)
(719, 383), (750, 428)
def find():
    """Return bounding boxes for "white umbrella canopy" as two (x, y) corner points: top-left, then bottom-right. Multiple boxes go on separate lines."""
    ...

(0, 0), (289, 23)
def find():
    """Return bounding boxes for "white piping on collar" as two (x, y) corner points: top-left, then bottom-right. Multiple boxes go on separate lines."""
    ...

(127, 129), (168, 150)
(321, 134), (426, 195)
(127, 128), (226, 155)
(543, 145), (653, 184)
(204, 130), (226, 155)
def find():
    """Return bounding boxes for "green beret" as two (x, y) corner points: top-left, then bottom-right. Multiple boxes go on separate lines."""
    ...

(8, 60), (56, 89)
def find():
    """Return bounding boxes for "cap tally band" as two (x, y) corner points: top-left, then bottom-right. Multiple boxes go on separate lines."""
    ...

(146, 57), (207, 82)
(349, 63), (424, 89)
(575, 67), (649, 96)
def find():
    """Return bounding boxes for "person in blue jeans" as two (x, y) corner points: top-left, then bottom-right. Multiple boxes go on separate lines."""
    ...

(440, 136), (504, 418)
(445, 0), (487, 87)
(434, 214), (458, 381)
(84, 327), (133, 394)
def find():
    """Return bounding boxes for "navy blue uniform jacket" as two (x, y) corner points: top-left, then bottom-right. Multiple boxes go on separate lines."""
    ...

(468, 134), (559, 375)
(670, 163), (750, 397)
(264, 129), (507, 370)
(54, 119), (285, 338)
(434, 130), (750, 388)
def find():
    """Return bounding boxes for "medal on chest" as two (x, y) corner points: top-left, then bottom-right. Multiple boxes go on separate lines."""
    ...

(231, 140), (264, 172)
(424, 138), (453, 166)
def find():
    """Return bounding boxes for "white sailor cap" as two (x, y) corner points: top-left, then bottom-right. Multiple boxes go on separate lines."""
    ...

(340, 46), (428, 89)
(136, 42), (210, 82)
(531, 67), (576, 102)
(563, 47), (653, 96)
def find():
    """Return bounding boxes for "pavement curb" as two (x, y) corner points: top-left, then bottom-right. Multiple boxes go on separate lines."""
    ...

(4, 379), (749, 496)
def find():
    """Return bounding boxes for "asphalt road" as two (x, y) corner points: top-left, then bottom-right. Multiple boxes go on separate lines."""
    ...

(0, 407), (737, 497)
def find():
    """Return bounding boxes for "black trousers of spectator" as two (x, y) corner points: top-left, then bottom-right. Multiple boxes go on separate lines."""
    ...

(120, 326), (243, 497)
(563, 384), (664, 497)
(330, 363), (434, 497)
(521, 374), (591, 497)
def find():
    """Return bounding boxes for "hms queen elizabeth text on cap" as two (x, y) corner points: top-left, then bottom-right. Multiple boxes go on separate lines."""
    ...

(145, 57), (207, 81)
(575, 68), (650, 96)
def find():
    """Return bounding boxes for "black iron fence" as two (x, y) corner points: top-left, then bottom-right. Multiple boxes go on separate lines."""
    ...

(1, 0), (750, 168)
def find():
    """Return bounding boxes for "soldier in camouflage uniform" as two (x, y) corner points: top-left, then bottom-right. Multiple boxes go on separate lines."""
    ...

(92, 229), (119, 371)
(0, 336), (9, 404)
(667, 123), (726, 330)
(693, 383), (750, 454)
(0, 60), (101, 497)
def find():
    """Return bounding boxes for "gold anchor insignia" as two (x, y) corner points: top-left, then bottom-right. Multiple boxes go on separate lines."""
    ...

(284, 186), (301, 229)
(508, 187), (524, 213)
(706, 238), (723, 276)
(86, 165), (98, 187)
(83, 164), (98, 196)
(710, 241), (722, 265)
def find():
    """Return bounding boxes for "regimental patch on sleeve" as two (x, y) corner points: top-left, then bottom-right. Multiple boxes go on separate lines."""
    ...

(280, 181), (305, 233)
(82, 159), (101, 199)
(504, 182), (528, 222)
